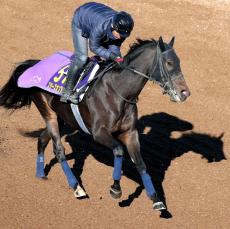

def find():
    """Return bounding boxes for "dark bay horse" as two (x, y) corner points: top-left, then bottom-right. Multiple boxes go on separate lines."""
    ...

(0, 37), (190, 211)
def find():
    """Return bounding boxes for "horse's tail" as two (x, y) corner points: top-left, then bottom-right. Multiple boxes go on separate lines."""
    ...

(0, 60), (40, 111)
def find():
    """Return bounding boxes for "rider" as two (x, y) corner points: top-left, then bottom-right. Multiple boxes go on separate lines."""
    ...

(60, 2), (134, 104)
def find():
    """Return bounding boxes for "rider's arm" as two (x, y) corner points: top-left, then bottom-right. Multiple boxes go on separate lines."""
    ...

(89, 33), (114, 60)
(89, 25), (124, 60)
(108, 38), (125, 58)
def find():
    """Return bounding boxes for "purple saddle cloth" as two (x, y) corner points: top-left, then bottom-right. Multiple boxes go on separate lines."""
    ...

(17, 51), (99, 97)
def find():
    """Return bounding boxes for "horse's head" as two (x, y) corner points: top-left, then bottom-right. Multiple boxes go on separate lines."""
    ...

(150, 37), (190, 102)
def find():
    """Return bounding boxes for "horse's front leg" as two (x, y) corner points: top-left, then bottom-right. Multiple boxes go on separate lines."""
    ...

(119, 130), (166, 211)
(110, 145), (124, 198)
(93, 127), (124, 198)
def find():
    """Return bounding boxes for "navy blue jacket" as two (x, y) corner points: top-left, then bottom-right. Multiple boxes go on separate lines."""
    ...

(73, 2), (126, 60)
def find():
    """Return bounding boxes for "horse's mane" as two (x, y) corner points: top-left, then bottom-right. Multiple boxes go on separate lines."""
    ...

(118, 38), (157, 69)
(126, 38), (157, 57)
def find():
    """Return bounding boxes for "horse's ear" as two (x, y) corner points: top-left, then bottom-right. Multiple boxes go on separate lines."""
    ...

(169, 36), (175, 48)
(218, 132), (224, 140)
(158, 36), (166, 51)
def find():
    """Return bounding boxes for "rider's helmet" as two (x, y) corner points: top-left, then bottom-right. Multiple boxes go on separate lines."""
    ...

(112, 11), (134, 38)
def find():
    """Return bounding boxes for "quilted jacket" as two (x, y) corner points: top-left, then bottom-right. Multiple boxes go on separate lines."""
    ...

(73, 2), (126, 59)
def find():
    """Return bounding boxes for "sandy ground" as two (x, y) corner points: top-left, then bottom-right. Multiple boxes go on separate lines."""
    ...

(0, 0), (230, 228)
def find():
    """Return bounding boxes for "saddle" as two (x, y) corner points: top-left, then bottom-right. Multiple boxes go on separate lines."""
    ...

(72, 56), (101, 103)
(73, 56), (115, 102)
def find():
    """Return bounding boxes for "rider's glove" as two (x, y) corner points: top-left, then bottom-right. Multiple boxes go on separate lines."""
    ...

(109, 52), (124, 68)
(115, 57), (124, 63)
(115, 57), (124, 68)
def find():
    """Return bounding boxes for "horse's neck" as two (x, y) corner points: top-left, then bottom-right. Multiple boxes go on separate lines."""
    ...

(113, 49), (155, 100)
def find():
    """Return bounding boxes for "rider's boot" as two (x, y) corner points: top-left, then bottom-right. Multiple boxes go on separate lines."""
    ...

(60, 64), (81, 104)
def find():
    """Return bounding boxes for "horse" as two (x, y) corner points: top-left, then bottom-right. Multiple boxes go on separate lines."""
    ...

(0, 36), (190, 211)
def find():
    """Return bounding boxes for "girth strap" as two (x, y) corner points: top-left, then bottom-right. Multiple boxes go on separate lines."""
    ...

(70, 103), (91, 134)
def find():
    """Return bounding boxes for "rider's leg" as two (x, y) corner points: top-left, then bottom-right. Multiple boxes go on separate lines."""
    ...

(60, 25), (88, 104)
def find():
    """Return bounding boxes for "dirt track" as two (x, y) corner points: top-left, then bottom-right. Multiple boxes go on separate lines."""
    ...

(0, 0), (230, 228)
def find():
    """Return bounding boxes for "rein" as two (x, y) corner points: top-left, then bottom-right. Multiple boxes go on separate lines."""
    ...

(115, 45), (176, 104)
(127, 46), (174, 91)
(87, 45), (176, 105)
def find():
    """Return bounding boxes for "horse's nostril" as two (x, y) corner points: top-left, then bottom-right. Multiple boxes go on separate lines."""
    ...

(181, 90), (189, 97)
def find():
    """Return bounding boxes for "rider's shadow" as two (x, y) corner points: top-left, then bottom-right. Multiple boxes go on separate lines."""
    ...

(21, 112), (226, 218)
(63, 112), (226, 218)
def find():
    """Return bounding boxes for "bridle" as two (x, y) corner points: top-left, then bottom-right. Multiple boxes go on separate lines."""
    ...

(117, 45), (178, 104)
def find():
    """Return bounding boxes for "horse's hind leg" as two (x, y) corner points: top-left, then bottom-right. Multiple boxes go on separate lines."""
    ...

(47, 117), (86, 198)
(36, 128), (50, 178)
(32, 94), (86, 198)
(46, 118), (78, 191)
(36, 118), (65, 178)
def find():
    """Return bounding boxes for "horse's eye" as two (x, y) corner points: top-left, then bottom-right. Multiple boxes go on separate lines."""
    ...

(166, 60), (174, 67)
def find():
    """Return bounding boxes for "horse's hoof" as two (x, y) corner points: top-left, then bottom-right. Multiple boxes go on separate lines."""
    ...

(36, 175), (48, 180)
(74, 185), (87, 199)
(110, 186), (122, 199)
(151, 193), (166, 211)
(153, 201), (166, 211)
(41, 176), (48, 180)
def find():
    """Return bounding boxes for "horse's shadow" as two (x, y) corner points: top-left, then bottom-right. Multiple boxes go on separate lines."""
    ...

(22, 112), (226, 218)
